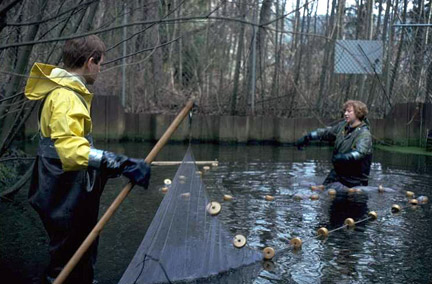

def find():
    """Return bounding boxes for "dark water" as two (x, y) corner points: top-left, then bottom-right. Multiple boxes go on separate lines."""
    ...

(1, 142), (432, 283)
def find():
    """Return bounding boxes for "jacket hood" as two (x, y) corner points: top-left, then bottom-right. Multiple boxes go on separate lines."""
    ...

(25, 63), (92, 101)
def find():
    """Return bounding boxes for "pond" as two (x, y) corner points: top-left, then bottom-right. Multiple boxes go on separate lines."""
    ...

(1, 142), (432, 283)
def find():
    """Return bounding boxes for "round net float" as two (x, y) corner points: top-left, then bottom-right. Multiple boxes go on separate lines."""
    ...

(180, 192), (191, 199)
(161, 187), (169, 193)
(328, 189), (337, 195)
(317, 185), (325, 191)
(179, 175), (186, 180)
(293, 193), (303, 201)
(233, 234), (247, 248)
(418, 196), (429, 204)
(391, 204), (401, 213)
(212, 161), (219, 167)
(317, 227), (329, 238)
(195, 171), (202, 176)
(310, 185), (319, 191)
(290, 237), (302, 249)
(409, 199), (418, 205)
(203, 166), (210, 171)
(344, 218), (355, 227)
(223, 194), (233, 201)
(378, 185), (385, 193)
(265, 195), (275, 201)
(164, 179), (172, 185)
(262, 247), (275, 260)
(347, 188), (356, 194)
(406, 191), (415, 198)
(368, 211), (378, 220)
(310, 194), (319, 201)
(262, 260), (275, 271)
(206, 202), (221, 216)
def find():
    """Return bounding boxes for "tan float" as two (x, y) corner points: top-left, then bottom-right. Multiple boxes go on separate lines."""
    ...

(317, 227), (329, 238)
(344, 218), (355, 227)
(293, 193), (303, 201)
(164, 179), (172, 185)
(328, 189), (337, 195)
(263, 247), (275, 260)
(310, 185), (319, 191)
(180, 192), (190, 199)
(310, 194), (319, 200)
(212, 161), (219, 167)
(347, 188), (356, 194)
(262, 261), (275, 271)
(203, 166), (210, 171)
(265, 195), (275, 201)
(406, 191), (415, 198)
(368, 211), (378, 220)
(418, 196), (429, 204)
(161, 187), (169, 193)
(206, 202), (221, 216)
(223, 194), (233, 201)
(409, 199), (418, 205)
(233, 234), (247, 248)
(391, 204), (401, 213)
(317, 185), (325, 191)
(290, 237), (302, 249)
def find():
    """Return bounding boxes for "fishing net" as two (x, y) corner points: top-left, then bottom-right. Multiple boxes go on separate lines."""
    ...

(118, 147), (262, 284)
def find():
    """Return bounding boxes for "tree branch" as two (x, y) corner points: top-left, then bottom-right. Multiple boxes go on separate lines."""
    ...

(0, 15), (259, 50)
(4, 0), (97, 26)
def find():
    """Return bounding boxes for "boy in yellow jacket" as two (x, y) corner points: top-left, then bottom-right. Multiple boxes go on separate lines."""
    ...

(25, 35), (150, 283)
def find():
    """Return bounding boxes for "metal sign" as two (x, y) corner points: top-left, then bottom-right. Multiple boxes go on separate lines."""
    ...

(334, 40), (383, 74)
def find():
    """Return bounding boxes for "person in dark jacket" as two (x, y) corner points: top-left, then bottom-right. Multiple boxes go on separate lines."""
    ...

(25, 35), (151, 284)
(296, 100), (372, 188)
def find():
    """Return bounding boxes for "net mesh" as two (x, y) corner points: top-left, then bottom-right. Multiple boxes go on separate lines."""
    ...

(119, 147), (262, 284)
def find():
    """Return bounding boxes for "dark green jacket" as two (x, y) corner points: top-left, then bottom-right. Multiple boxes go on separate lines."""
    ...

(310, 120), (372, 186)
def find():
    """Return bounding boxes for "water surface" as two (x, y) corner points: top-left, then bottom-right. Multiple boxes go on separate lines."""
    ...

(1, 142), (431, 283)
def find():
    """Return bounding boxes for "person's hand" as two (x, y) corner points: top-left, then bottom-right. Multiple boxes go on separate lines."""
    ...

(101, 152), (151, 188)
(101, 151), (129, 178)
(295, 135), (310, 150)
(332, 153), (350, 163)
(123, 158), (151, 189)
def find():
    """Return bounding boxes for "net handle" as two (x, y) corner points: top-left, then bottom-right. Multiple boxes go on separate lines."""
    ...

(53, 100), (195, 284)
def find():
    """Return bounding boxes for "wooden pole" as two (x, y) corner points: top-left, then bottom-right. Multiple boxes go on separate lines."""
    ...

(53, 100), (194, 284)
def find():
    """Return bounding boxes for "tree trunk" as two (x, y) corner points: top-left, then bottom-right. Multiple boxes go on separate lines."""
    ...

(231, 0), (247, 115)
(0, 0), (48, 149)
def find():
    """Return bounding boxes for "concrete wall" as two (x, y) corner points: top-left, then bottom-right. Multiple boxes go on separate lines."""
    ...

(24, 95), (431, 146)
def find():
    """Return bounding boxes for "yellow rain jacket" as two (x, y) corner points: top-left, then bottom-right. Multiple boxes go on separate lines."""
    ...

(25, 63), (93, 171)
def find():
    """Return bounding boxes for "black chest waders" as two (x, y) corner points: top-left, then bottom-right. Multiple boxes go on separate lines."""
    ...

(324, 123), (372, 188)
(28, 88), (106, 284)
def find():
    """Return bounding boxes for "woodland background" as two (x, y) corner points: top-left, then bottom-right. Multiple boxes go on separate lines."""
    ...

(0, 0), (431, 182)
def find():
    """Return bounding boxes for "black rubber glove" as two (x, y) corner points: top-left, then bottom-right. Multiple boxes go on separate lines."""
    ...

(101, 152), (151, 188)
(295, 134), (311, 150)
(332, 153), (351, 164)
(123, 158), (151, 189)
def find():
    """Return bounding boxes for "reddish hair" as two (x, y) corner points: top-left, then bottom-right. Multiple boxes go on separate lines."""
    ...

(343, 100), (368, 120)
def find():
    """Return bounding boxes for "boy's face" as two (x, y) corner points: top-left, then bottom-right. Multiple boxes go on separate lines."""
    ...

(84, 55), (103, 85)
